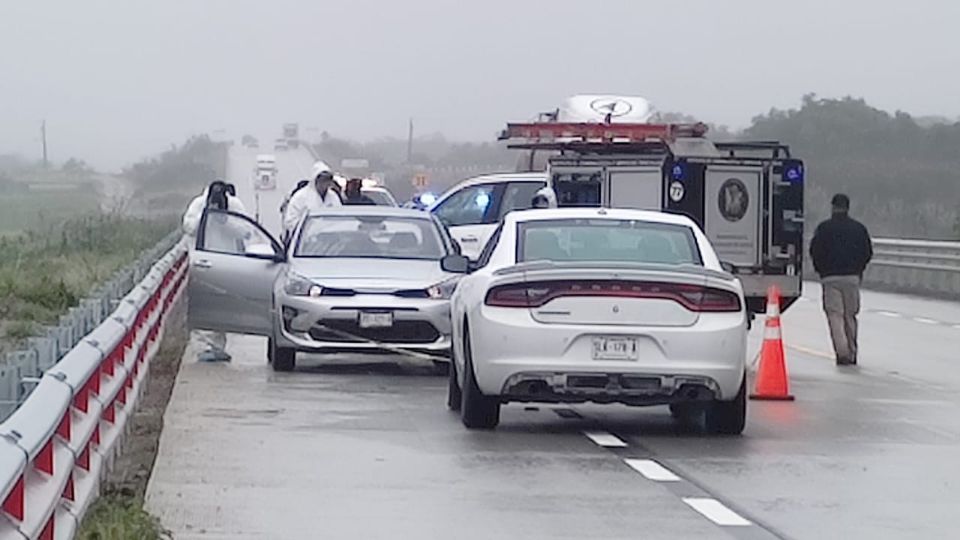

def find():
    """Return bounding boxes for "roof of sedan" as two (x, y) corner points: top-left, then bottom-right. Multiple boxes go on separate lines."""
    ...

(505, 207), (698, 228)
(305, 206), (432, 219)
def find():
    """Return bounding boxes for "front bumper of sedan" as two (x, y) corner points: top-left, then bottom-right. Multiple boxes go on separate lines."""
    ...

(275, 293), (452, 356)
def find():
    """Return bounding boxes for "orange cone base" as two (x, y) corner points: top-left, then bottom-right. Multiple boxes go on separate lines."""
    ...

(750, 392), (795, 401)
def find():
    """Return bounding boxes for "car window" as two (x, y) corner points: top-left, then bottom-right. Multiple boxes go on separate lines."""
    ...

(475, 222), (504, 268)
(497, 182), (545, 220)
(198, 210), (275, 255)
(433, 184), (497, 227)
(295, 215), (445, 260)
(517, 219), (702, 265)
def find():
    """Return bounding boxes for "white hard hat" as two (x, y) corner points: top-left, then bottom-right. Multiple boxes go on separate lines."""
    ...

(311, 161), (331, 177)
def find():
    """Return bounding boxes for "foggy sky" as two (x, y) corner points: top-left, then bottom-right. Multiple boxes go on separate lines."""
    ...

(2, 0), (958, 170)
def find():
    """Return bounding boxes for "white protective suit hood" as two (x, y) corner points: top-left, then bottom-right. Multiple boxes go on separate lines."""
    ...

(532, 186), (558, 208)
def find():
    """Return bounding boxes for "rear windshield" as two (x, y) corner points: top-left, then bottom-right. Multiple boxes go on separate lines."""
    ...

(296, 215), (445, 260)
(517, 218), (702, 266)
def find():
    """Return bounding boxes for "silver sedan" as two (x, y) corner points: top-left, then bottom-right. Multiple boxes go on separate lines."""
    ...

(187, 206), (470, 372)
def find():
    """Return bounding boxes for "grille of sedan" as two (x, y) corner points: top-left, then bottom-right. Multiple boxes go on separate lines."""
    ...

(309, 320), (440, 344)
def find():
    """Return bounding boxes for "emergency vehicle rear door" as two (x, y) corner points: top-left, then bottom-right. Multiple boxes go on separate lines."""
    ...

(703, 165), (763, 268)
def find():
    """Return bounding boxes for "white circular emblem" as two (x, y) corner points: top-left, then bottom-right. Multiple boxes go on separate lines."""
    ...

(589, 98), (633, 118)
(669, 181), (685, 202)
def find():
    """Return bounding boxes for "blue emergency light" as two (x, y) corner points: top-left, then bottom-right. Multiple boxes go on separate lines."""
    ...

(783, 162), (804, 184)
(671, 160), (686, 180)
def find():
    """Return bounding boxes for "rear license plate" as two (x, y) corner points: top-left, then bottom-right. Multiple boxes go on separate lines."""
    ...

(592, 337), (638, 361)
(359, 311), (393, 328)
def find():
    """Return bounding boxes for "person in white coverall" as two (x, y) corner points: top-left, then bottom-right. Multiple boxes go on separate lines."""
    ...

(182, 180), (249, 362)
(531, 186), (558, 209)
(282, 170), (341, 235)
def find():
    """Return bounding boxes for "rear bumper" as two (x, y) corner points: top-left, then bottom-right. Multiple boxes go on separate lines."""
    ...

(468, 307), (746, 402)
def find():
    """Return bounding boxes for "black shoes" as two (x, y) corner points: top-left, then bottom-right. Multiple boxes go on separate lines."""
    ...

(836, 356), (857, 366)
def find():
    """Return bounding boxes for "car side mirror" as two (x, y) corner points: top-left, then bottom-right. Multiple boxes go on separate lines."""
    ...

(720, 261), (738, 275)
(245, 243), (284, 262)
(440, 254), (470, 274)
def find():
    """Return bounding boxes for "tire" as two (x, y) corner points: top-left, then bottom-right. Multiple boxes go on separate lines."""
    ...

(271, 340), (296, 372)
(460, 326), (500, 429)
(267, 338), (274, 364)
(705, 377), (746, 435)
(432, 359), (450, 376)
(669, 402), (699, 420)
(447, 358), (462, 411)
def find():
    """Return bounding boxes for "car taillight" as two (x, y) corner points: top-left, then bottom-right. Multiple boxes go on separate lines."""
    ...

(484, 280), (740, 312)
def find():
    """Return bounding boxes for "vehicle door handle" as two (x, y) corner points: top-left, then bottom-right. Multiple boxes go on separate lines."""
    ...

(193, 260), (213, 269)
(461, 236), (479, 243)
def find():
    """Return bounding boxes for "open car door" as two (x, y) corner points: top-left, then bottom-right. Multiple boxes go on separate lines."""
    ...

(187, 209), (286, 336)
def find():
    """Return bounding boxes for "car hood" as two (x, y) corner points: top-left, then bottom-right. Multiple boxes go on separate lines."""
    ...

(288, 258), (453, 291)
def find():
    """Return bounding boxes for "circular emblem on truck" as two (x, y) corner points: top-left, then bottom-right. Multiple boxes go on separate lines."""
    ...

(718, 178), (749, 222)
(589, 98), (633, 118)
(669, 181), (685, 203)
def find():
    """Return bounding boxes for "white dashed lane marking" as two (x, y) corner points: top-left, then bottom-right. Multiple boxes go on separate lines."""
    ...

(913, 317), (939, 325)
(876, 310), (902, 318)
(583, 431), (627, 448)
(624, 458), (681, 482)
(682, 498), (752, 527)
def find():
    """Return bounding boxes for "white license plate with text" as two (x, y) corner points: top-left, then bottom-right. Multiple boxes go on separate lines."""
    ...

(591, 337), (638, 361)
(359, 311), (393, 328)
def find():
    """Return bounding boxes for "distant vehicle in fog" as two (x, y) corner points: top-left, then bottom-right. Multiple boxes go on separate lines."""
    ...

(362, 186), (398, 207)
(254, 154), (277, 191)
(274, 139), (289, 151)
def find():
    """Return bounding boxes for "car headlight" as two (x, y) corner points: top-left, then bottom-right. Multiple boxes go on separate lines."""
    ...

(284, 272), (323, 297)
(426, 278), (460, 300)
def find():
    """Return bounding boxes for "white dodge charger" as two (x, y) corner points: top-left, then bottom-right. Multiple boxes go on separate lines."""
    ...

(446, 207), (748, 433)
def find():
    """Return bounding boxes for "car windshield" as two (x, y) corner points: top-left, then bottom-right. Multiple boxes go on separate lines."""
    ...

(517, 218), (702, 265)
(363, 189), (396, 206)
(295, 215), (445, 260)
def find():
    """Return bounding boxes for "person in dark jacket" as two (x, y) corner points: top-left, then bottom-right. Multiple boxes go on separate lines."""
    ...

(809, 193), (873, 365)
(343, 178), (376, 205)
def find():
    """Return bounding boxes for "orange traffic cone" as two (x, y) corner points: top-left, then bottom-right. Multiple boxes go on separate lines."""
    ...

(750, 285), (795, 401)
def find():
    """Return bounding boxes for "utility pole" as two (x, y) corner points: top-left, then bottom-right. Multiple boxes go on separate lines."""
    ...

(406, 118), (414, 164)
(41, 120), (49, 168)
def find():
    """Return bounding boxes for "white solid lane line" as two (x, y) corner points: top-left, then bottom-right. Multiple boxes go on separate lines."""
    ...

(583, 431), (628, 448)
(624, 459), (680, 482)
(913, 317), (939, 325)
(682, 498), (752, 527)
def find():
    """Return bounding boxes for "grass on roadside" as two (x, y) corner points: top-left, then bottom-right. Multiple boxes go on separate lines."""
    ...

(78, 494), (171, 540)
(0, 213), (176, 352)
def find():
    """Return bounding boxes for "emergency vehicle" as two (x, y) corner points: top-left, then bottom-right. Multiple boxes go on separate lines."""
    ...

(497, 96), (805, 313)
(253, 154), (278, 191)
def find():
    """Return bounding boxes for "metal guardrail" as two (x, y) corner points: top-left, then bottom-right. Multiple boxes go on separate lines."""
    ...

(863, 238), (960, 298)
(0, 236), (188, 539)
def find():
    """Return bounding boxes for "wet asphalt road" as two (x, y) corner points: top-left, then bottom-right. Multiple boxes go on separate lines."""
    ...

(145, 284), (960, 539)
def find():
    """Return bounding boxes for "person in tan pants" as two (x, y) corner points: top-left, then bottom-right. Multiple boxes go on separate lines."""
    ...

(810, 194), (873, 366)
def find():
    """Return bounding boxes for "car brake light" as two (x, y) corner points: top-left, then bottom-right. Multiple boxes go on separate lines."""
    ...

(484, 280), (740, 312)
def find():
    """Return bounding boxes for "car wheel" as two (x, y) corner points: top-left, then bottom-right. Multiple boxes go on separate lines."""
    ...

(432, 359), (450, 376)
(267, 338), (274, 364)
(271, 340), (296, 372)
(705, 377), (746, 435)
(460, 326), (500, 429)
(447, 355), (462, 411)
(669, 402), (699, 420)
